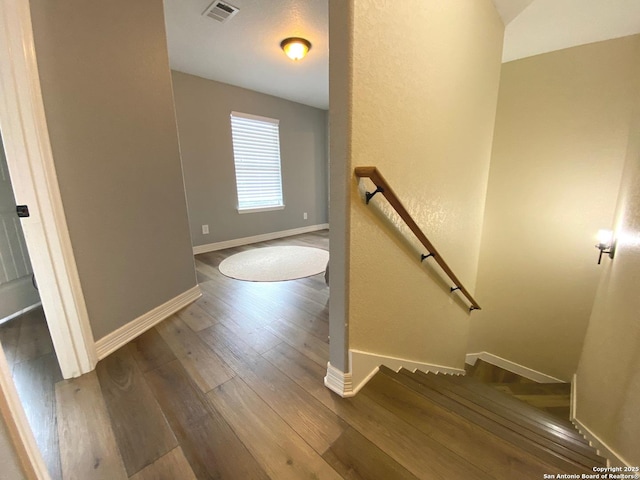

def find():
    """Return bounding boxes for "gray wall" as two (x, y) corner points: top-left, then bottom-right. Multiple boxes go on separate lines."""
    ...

(171, 71), (328, 247)
(30, 0), (197, 340)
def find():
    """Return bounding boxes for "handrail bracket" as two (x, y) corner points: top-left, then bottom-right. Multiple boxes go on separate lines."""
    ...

(365, 186), (384, 204)
(421, 253), (434, 262)
(355, 166), (481, 312)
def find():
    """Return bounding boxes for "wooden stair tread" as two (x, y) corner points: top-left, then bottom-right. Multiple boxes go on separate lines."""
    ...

(414, 369), (600, 459)
(365, 369), (580, 479)
(413, 370), (591, 449)
(468, 360), (573, 422)
(444, 372), (581, 436)
(407, 368), (584, 442)
(544, 406), (572, 421)
(490, 382), (571, 396)
(384, 368), (599, 473)
(509, 394), (571, 408)
(391, 367), (605, 469)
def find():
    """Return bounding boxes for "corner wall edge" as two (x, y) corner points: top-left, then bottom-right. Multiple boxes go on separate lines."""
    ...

(324, 362), (355, 398)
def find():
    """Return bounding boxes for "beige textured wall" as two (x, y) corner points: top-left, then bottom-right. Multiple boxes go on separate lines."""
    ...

(171, 72), (328, 247)
(469, 36), (640, 380)
(346, 0), (503, 366)
(575, 72), (640, 465)
(29, 0), (197, 340)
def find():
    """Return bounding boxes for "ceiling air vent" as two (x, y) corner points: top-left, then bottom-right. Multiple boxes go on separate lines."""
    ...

(202, 1), (240, 23)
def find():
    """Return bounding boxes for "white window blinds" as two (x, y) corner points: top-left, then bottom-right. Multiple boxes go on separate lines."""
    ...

(230, 111), (284, 213)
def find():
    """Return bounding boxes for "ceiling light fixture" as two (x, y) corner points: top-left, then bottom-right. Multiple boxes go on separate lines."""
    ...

(280, 37), (311, 61)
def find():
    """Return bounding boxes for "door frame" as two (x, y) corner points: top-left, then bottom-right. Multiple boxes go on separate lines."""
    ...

(0, 342), (50, 479)
(0, 0), (97, 476)
(0, 0), (97, 377)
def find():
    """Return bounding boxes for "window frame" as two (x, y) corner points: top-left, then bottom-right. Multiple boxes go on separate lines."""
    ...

(229, 111), (285, 214)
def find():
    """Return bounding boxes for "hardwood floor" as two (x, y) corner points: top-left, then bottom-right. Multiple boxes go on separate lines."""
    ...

(0, 230), (602, 479)
(0, 307), (63, 480)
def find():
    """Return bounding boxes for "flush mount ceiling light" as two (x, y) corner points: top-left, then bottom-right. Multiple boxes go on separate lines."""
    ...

(280, 37), (312, 61)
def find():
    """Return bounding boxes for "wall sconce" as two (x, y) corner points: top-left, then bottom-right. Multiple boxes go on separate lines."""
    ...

(280, 37), (311, 61)
(595, 229), (616, 264)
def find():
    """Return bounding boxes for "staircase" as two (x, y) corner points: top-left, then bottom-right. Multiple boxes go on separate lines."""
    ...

(359, 365), (606, 478)
(466, 359), (572, 420)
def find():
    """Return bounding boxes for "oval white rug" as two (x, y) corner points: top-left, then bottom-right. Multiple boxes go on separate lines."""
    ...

(218, 246), (329, 282)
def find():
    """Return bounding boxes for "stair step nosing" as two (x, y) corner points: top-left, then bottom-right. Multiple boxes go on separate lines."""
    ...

(419, 370), (585, 439)
(391, 368), (605, 466)
(381, 369), (603, 472)
(407, 369), (598, 456)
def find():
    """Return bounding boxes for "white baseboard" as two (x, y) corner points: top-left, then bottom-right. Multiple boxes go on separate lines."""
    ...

(572, 416), (635, 469)
(350, 349), (465, 395)
(571, 374), (636, 470)
(324, 362), (355, 398)
(95, 285), (202, 359)
(0, 275), (41, 322)
(0, 301), (42, 325)
(465, 351), (564, 383)
(193, 224), (329, 255)
(571, 373), (577, 421)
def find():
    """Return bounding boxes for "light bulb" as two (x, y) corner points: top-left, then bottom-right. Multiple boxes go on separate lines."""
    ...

(597, 229), (613, 248)
(280, 37), (311, 61)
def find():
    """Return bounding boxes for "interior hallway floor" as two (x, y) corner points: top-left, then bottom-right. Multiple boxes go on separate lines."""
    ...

(0, 229), (598, 479)
(1, 230), (337, 479)
(0, 304), (63, 479)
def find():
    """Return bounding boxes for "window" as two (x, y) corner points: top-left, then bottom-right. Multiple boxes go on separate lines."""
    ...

(230, 111), (284, 213)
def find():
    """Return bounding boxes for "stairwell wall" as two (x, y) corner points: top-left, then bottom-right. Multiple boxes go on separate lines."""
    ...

(574, 61), (640, 466)
(469, 36), (640, 381)
(332, 0), (503, 373)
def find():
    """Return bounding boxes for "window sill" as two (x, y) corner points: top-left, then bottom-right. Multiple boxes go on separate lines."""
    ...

(237, 205), (285, 214)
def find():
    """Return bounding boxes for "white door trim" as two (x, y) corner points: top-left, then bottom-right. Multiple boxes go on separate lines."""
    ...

(0, 343), (50, 479)
(0, 0), (97, 378)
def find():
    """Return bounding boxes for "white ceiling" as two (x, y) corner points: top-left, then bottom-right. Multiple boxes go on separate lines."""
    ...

(496, 0), (640, 62)
(163, 0), (328, 109)
(163, 0), (640, 110)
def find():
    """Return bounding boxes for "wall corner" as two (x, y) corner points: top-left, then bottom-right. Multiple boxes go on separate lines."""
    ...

(324, 362), (355, 398)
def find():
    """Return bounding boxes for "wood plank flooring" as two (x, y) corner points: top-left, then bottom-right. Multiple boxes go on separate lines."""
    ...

(1, 307), (63, 480)
(0, 230), (603, 479)
(95, 346), (178, 476)
(56, 372), (128, 480)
